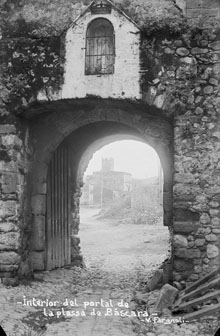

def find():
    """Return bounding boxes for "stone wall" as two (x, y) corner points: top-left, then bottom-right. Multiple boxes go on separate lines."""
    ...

(186, 0), (220, 24)
(173, 32), (220, 289)
(0, 121), (29, 286)
(138, 26), (220, 288)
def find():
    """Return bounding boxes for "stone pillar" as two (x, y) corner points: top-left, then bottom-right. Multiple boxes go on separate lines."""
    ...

(71, 183), (83, 266)
(0, 125), (26, 285)
(172, 30), (220, 288)
(29, 193), (46, 271)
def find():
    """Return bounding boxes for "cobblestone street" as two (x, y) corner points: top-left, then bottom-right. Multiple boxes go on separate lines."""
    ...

(0, 264), (219, 336)
(0, 209), (219, 336)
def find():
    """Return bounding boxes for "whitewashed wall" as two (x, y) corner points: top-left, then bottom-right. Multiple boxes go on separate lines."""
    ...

(61, 7), (141, 100)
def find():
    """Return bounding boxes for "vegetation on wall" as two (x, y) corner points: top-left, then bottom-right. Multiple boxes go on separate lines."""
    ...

(0, 0), (219, 118)
(115, 0), (185, 34)
(0, 37), (63, 115)
(0, 0), (183, 37)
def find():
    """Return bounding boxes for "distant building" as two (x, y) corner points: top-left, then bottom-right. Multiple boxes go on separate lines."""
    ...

(131, 175), (163, 209)
(101, 157), (114, 172)
(81, 158), (132, 206)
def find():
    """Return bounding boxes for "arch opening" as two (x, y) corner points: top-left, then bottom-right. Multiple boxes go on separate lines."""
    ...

(78, 138), (171, 284)
(26, 99), (173, 279)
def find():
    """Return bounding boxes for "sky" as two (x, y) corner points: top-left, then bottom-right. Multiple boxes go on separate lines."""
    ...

(84, 140), (161, 179)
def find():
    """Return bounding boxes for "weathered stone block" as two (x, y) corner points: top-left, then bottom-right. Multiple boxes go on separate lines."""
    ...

(209, 41), (220, 50)
(163, 192), (172, 211)
(2, 135), (22, 148)
(0, 252), (21, 264)
(200, 213), (211, 225)
(194, 266), (202, 274)
(1, 172), (18, 194)
(165, 47), (174, 55)
(0, 201), (17, 218)
(213, 63), (220, 75)
(31, 195), (46, 215)
(174, 209), (199, 222)
(31, 216), (45, 251)
(191, 47), (208, 54)
(212, 218), (220, 226)
(176, 47), (189, 56)
(174, 234), (188, 247)
(174, 173), (195, 184)
(186, 0), (202, 9)
(0, 264), (19, 272)
(32, 180), (47, 195)
(148, 269), (163, 291)
(174, 259), (193, 271)
(203, 85), (214, 94)
(176, 0), (186, 13)
(154, 94), (166, 109)
(0, 125), (16, 134)
(0, 223), (18, 233)
(209, 201), (219, 208)
(143, 86), (157, 105)
(174, 247), (187, 258)
(197, 227), (211, 235)
(173, 272), (182, 282)
(195, 239), (205, 246)
(0, 271), (16, 278)
(18, 261), (32, 278)
(154, 284), (178, 311)
(212, 229), (220, 234)
(202, 0), (220, 9)
(175, 247), (201, 259)
(174, 221), (200, 233)
(173, 185), (197, 201)
(200, 40), (208, 47)
(207, 244), (219, 258)
(29, 252), (45, 270)
(203, 258), (209, 264)
(209, 78), (218, 86)
(2, 277), (18, 286)
(175, 40), (183, 47)
(194, 259), (202, 265)
(205, 234), (218, 242)
(195, 106), (203, 115)
(187, 249), (201, 259)
(0, 233), (20, 251)
(210, 209), (220, 217)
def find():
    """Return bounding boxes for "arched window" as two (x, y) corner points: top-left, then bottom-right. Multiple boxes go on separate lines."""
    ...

(85, 18), (115, 75)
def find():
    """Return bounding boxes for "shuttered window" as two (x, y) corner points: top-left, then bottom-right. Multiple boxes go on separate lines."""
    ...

(85, 18), (115, 75)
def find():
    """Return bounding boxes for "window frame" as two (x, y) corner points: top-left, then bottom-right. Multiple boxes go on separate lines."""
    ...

(85, 18), (115, 76)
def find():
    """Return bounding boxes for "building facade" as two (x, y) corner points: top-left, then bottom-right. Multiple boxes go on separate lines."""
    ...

(81, 157), (132, 206)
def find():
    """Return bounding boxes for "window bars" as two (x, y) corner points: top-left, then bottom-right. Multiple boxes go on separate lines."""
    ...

(85, 18), (115, 75)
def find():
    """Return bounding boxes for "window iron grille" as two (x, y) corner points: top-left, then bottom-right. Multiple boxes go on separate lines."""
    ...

(85, 18), (115, 75)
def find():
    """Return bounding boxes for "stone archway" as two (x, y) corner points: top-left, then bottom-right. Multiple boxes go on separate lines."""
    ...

(25, 98), (173, 273)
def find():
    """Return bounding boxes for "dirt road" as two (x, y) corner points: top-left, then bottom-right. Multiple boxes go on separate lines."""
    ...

(79, 207), (170, 281)
(0, 207), (214, 336)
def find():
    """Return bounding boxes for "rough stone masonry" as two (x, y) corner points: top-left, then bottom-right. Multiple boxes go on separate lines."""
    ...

(0, 0), (220, 289)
